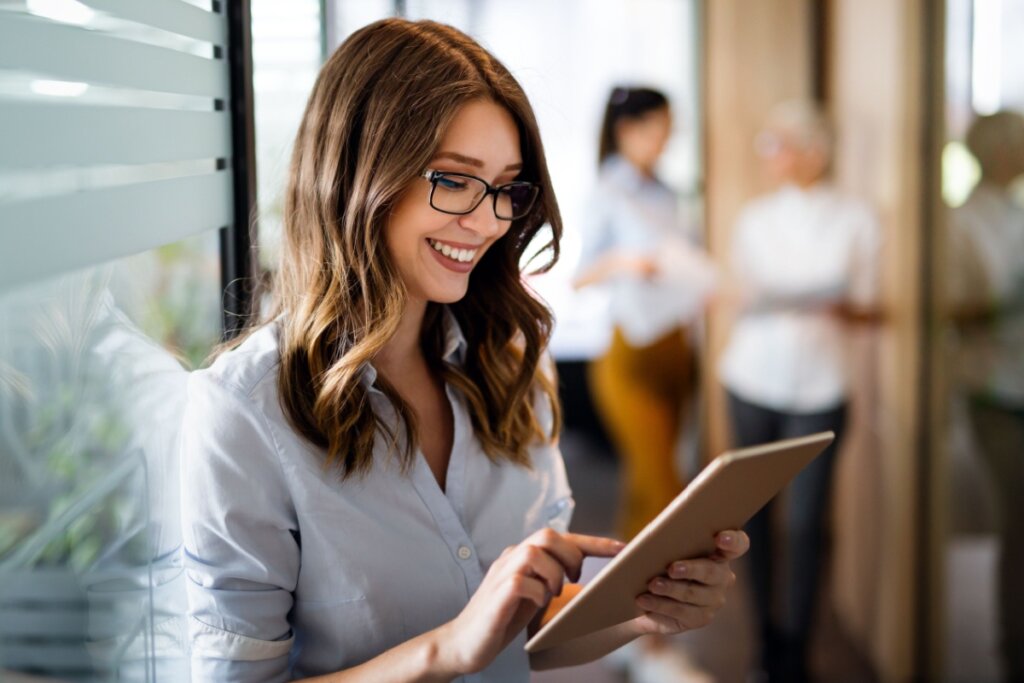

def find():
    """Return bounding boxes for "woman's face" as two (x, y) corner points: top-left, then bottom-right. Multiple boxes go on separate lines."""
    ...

(616, 106), (672, 171)
(756, 126), (829, 186)
(387, 99), (522, 305)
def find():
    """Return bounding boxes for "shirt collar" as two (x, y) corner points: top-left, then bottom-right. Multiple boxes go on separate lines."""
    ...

(440, 305), (468, 365)
(602, 154), (649, 192)
(358, 306), (467, 391)
(779, 180), (831, 195)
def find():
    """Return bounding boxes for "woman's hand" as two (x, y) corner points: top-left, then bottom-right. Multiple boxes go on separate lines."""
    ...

(436, 529), (624, 676)
(573, 250), (659, 289)
(616, 252), (660, 279)
(629, 530), (749, 636)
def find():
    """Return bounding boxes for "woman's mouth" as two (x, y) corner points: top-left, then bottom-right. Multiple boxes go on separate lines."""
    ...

(427, 238), (479, 264)
(426, 238), (479, 274)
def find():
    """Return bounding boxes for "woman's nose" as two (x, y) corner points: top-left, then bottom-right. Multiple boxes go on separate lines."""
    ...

(458, 196), (506, 238)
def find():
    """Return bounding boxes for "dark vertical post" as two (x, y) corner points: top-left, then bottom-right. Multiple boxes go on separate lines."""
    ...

(809, 0), (830, 103)
(915, 1), (946, 680)
(320, 0), (334, 58)
(221, 0), (258, 340)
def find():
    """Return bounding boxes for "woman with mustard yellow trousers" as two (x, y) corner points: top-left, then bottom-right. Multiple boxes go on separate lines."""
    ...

(589, 326), (693, 540)
(574, 87), (716, 541)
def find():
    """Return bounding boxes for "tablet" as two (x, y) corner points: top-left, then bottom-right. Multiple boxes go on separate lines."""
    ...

(524, 431), (835, 654)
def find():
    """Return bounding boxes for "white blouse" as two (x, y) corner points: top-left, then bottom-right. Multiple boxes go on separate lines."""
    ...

(180, 310), (574, 682)
(577, 155), (718, 348)
(718, 183), (881, 412)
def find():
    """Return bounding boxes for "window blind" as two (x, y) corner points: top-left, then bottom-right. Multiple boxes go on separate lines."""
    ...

(0, 0), (235, 291)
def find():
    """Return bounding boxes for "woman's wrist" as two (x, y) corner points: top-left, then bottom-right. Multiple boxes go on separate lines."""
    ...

(624, 615), (648, 640)
(420, 621), (465, 681)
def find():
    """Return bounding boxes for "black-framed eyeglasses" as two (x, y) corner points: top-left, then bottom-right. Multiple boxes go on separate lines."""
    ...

(421, 169), (539, 221)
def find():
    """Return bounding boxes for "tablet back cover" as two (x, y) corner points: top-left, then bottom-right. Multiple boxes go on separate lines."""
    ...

(525, 432), (834, 653)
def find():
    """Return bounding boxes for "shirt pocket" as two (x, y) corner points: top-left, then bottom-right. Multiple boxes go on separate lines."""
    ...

(541, 495), (575, 534)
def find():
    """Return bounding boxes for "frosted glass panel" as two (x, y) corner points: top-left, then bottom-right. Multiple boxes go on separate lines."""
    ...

(0, 230), (222, 680)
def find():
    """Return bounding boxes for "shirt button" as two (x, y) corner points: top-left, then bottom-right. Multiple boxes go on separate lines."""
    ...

(457, 545), (472, 560)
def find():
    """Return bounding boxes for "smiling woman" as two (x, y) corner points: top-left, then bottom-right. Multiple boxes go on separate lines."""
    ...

(180, 17), (748, 683)
(386, 100), (526, 303)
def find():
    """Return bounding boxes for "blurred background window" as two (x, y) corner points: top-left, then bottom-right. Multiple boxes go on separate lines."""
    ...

(943, 0), (1024, 207)
(939, 1), (1024, 681)
(250, 0), (322, 274)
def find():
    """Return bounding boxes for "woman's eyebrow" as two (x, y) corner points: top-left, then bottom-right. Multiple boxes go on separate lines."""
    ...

(433, 151), (522, 172)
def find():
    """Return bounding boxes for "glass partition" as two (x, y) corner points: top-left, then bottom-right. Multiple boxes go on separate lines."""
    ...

(934, 0), (1024, 680)
(0, 232), (222, 680)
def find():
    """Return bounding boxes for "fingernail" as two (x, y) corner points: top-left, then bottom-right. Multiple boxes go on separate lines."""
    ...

(720, 533), (734, 546)
(637, 595), (654, 609)
(673, 562), (687, 576)
(652, 578), (667, 591)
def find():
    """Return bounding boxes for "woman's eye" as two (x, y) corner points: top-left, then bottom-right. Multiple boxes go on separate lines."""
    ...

(437, 175), (468, 191)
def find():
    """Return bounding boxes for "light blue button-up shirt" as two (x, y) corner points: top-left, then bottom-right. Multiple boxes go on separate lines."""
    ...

(577, 154), (716, 348)
(180, 310), (574, 682)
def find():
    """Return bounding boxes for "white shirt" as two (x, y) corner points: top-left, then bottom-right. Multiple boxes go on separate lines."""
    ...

(948, 182), (1024, 404)
(180, 310), (574, 682)
(577, 155), (718, 348)
(718, 184), (881, 412)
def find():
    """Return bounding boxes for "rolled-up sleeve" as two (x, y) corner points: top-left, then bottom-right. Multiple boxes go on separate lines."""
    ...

(180, 371), (299, 682)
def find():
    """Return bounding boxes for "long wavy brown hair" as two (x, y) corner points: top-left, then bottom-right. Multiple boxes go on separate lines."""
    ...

(228, 18), (563, 478)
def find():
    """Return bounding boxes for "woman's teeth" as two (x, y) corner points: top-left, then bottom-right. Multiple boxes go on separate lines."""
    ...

(428, 238), (477, 263)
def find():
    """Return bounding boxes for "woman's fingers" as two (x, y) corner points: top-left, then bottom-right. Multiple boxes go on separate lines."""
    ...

(631, 550), (742, 637)
(646, 576), (727, 609)
(564, 532), (626, 559)
(520, 529), (623, 583)
(635, 593), (717, 631)
(665, 558), (736, 588)
(519, 528), (585, 583)
(511, 542), (567, 597)
(505, 573), (549, 609)
(498, 529), (624, 592)
(713, 530), (750, 560)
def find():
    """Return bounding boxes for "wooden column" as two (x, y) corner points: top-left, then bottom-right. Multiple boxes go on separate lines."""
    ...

(702, 0), (813, 457)
(827, 1), (927, 680)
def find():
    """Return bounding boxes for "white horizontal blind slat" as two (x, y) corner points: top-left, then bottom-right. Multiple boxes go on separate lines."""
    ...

(0, 171), (234, 290)
(0, 102), (231, 167)
(81, 0), (228, 44)
(0, 13), (229, 98)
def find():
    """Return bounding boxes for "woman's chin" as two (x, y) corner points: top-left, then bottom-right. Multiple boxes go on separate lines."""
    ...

(423, 282), (470, 305)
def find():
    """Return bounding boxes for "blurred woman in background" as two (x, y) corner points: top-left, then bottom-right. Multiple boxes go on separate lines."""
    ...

(718, 100), (882, 683)
(574, 86), (719, 683)
(574, 86), (716, 544)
